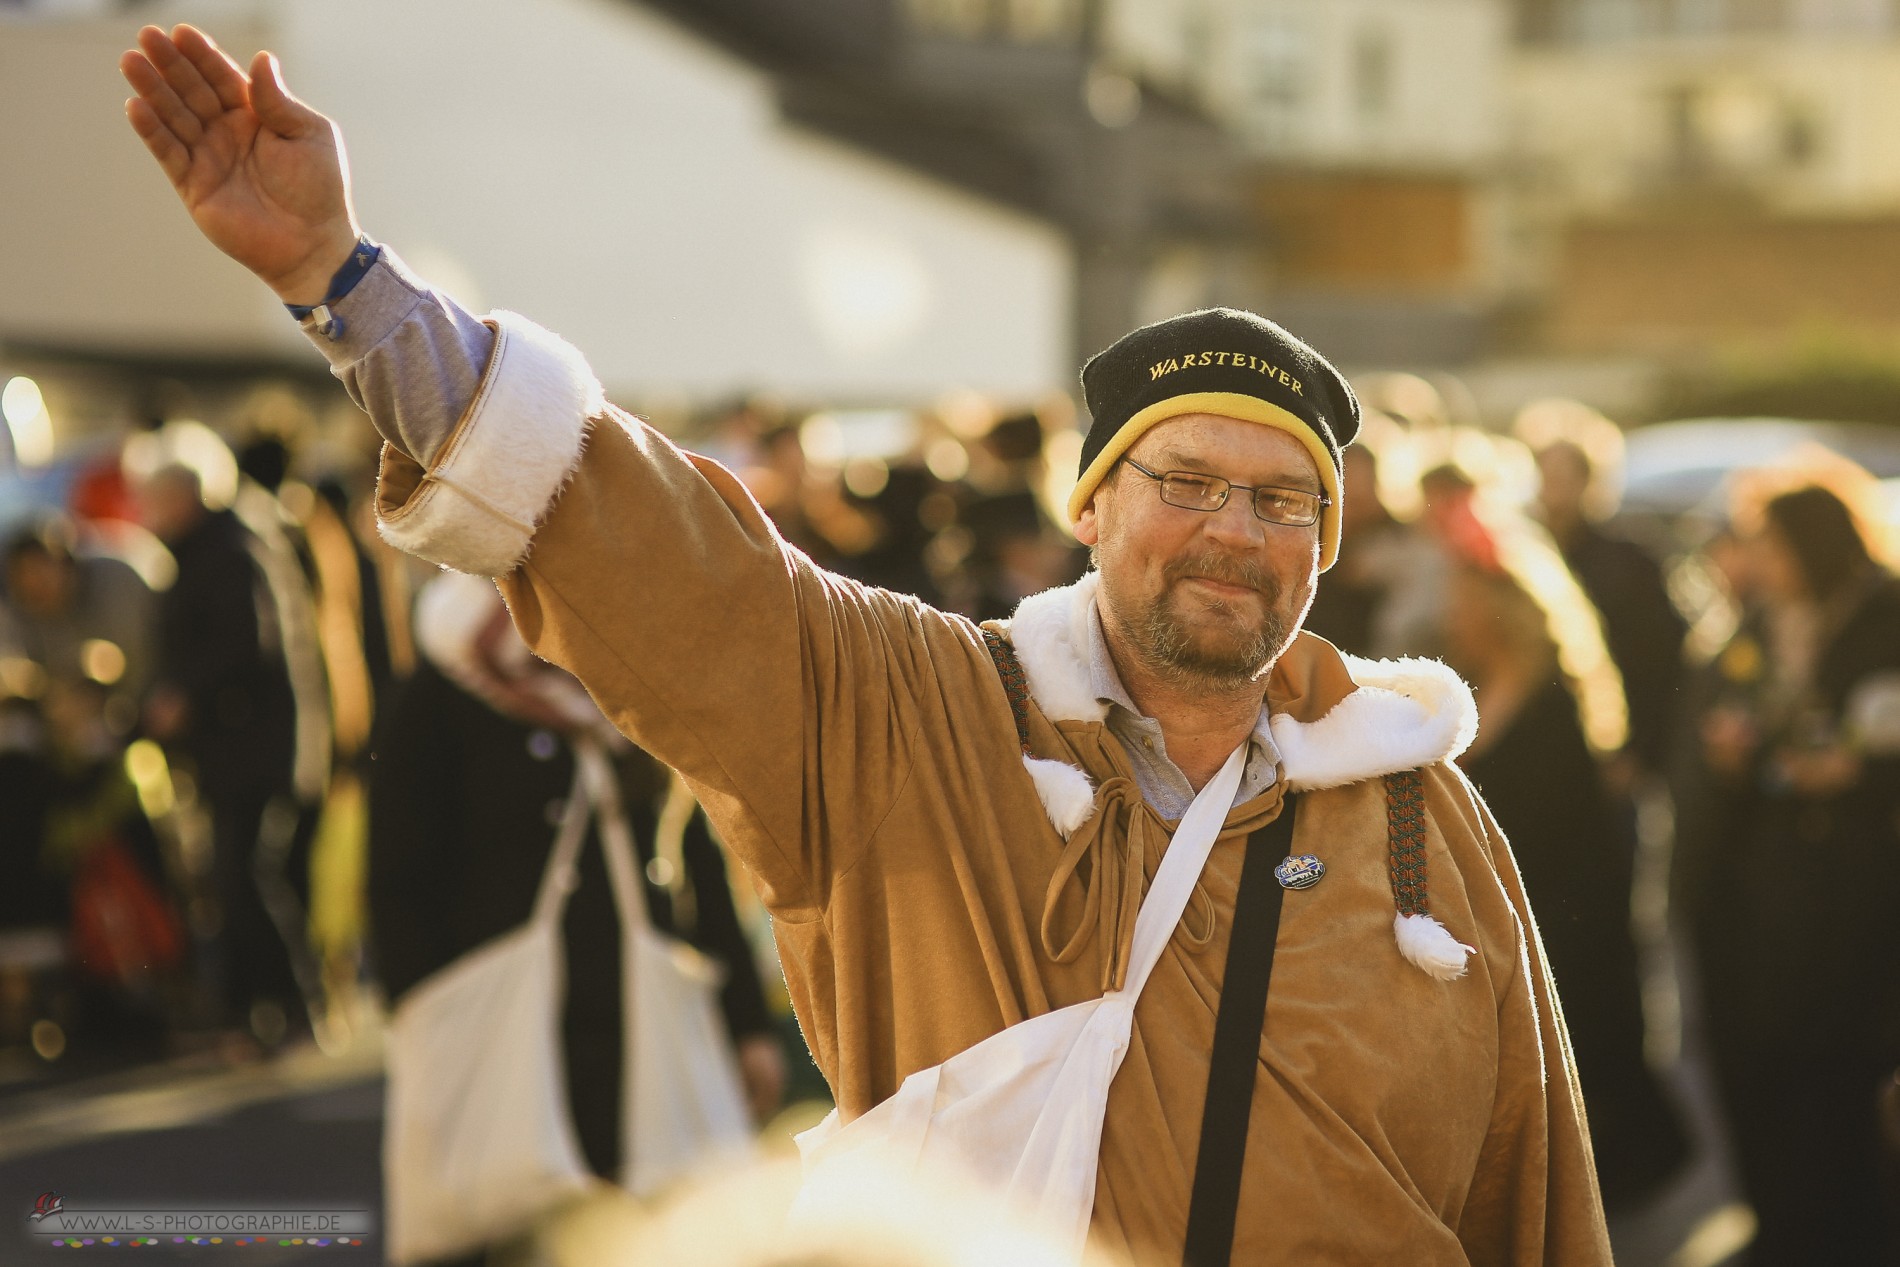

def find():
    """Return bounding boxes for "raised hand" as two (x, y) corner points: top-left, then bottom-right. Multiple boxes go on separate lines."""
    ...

(121, 24), (362, 305)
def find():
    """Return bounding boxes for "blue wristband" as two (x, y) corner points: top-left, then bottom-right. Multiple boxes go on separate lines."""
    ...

(286, 237), (382, 340)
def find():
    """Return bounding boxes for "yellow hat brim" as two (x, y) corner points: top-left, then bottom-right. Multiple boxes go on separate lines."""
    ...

(1065, 391), (1342, 571)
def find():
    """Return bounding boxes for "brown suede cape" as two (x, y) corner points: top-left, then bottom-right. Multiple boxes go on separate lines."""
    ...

(371, 313), (1612, 1266)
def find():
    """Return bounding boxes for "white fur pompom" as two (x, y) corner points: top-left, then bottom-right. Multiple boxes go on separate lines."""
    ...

(1023, 756), (1097, 838)
(1394, 912), (1475, 981)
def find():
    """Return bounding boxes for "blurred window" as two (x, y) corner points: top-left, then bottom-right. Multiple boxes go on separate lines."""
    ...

(1726, 0), (1791, 30)
(906, 0), (1082, 41)
(1352, 26), (1394, 122)
(1006, 0), (1082, 41)
(1240, 18), (1314, 148)
(0, 0), (116, 18)
(1790, 0), (1892, 32)
(1673, 0), (1730, 35)
(1548, 0), (1888, 38)
(1571, 0), (1651, 40)
(906, 0), (990, 37)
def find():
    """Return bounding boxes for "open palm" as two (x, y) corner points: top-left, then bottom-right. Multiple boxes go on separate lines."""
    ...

(122, 24), (360, 303)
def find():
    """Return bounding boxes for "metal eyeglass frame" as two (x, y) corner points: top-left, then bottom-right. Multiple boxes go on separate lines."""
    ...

(1121, 457), (1330, 527)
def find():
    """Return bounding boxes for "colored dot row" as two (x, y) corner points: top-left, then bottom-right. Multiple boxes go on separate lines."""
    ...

(47, 1237), (365, 1247)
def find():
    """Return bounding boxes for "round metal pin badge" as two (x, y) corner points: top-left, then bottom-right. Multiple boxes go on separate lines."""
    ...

(1274, 854), (1326, 890)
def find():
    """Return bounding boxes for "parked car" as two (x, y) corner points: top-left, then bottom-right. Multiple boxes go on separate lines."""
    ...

(1620, 417), (1900, 520)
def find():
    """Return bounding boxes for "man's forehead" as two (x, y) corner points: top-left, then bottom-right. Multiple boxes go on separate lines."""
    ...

(1129, 414), (1323, 486)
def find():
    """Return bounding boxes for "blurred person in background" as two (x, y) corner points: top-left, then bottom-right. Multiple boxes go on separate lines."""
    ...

(1441, 524), (1690, 1213)
(961, 411), (1087, 621)
(225, 437), (339, 1042)
(230, 434), (336, 799)
(0, 517), (185, 1060)
(0, 685), (63, 1060)
(970, 408), (1048, 497)
(1418, 463), (1493, 576)
(1301, 439), (1448, 659)
(1677, 480), (1900, 1265)
(1, 514), (157, 716)
(1517, 403), (1687, 782)
(370, 572), (785, 1266)
(0, 620), (68, 1062)
(741, 421), (855, 574)
(604, 1154), (1136, 1267)
(960, 488), (1084, 622)
(830, 462), (953, 608)
(312, 474), (403, 707)
(135, 457), (314, 1052)
(237, 432), (393, 1041)
(742, 416), (955, 604)
(29, 676), (187, 1057)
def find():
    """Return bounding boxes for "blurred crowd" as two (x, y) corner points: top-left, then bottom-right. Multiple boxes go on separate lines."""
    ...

(3, 376), (1900, 1262)
(0, 413), (401, 1068)
(1308, 379), (1900, 1264)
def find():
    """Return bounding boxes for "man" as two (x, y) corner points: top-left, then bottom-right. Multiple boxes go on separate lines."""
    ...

(1, 515), (157, 708)
(1516, 404), (1687, 779)
(1300, 442), (1451, 660)
(136, 459), (315, 1046)
(121, 25), (1610, 1264)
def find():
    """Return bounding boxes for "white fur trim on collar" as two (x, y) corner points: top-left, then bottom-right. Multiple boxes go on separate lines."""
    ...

(1272, 654), (1478, 792)
(1007, 571), (1109, 725)
(377, 310), (606, 577)
(1002, 575), (1478, 790)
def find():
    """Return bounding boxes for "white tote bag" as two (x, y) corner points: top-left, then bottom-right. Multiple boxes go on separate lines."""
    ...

(793, 745), (1248, 1259)
(384, 741), (754, 1264)
(383, 763), (594, 1264)
(575, 742), (755, 1196)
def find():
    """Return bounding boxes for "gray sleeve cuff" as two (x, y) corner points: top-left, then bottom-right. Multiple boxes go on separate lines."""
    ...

(298, 246), (495, 466)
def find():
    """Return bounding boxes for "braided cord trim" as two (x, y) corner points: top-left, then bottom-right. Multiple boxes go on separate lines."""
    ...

(982, 628), (1032, 754)
(1385, 768), (1429, 917)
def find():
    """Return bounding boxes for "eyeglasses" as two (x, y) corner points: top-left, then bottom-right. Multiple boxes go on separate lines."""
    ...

(1121, 458), (1330, 528)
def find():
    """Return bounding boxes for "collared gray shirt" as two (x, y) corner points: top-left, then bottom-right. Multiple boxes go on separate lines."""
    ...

(1086, 604), (1282, 819)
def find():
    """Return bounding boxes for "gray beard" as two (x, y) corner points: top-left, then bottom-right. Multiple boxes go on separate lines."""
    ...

(1128, 555), (1298, 692)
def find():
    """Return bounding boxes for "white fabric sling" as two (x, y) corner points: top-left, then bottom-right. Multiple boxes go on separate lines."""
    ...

(383, 740), (752, 1264)
(793, 744), (1250, 1259)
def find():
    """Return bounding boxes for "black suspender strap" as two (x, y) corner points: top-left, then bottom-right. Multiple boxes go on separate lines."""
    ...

(1182, 795), (1300, 1267)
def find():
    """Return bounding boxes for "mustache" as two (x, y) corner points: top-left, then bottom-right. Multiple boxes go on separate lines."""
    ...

(1163, 551), (1277, 596)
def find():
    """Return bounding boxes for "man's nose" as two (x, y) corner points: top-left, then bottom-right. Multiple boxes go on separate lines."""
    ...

(1200, 493), (1268, 549)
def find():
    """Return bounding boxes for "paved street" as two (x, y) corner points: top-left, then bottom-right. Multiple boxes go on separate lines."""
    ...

(0, 1018), (1750, 1267)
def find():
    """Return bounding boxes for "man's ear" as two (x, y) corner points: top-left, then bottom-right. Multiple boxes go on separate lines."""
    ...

(1073, 498), (1101, 547)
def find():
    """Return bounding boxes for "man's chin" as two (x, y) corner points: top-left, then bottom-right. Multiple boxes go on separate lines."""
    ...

(1172, 634), (1275, 684)
(1152, 607), (1282, 685)
(1166, 591), (1265, 642)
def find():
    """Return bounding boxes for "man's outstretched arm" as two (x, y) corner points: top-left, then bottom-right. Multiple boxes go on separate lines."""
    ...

(120, 26), (985, 920)
(121, 23), (487, 465)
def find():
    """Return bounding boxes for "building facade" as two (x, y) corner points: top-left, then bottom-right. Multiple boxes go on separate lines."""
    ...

(1506, 0), (1900, 354)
